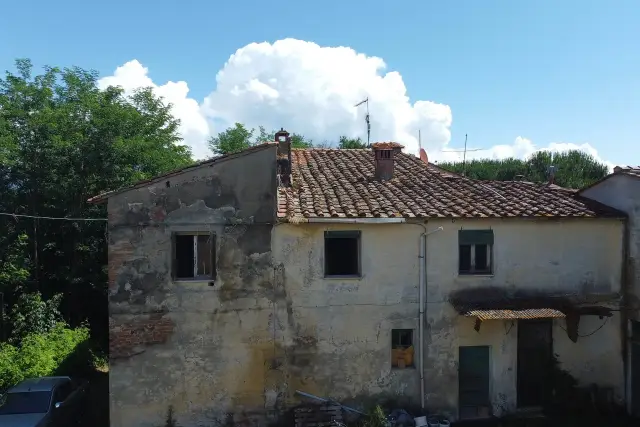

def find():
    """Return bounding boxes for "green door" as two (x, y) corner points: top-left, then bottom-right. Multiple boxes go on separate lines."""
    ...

(631, 321), (640, 417)
(459, 346), (491, 419)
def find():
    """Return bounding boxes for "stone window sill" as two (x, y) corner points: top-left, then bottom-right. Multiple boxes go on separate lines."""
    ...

(173, 279), (215, 286)
(457, 274), (495, 278)
(323, 275), (363, 280)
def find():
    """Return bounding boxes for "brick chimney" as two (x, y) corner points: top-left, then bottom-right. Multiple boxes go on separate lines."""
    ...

(275, 128), (292, 186)
(372, 142), (404, 181)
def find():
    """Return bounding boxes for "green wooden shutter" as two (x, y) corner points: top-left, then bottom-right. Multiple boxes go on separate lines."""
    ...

(459, 229), (494, 245)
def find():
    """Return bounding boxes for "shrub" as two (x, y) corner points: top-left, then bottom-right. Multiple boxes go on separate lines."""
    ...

(9, 292), (64, 343)
(0, 322), (89, 391)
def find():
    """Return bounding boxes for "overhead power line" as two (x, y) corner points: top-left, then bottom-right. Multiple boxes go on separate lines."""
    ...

(0, 212), (107, 221)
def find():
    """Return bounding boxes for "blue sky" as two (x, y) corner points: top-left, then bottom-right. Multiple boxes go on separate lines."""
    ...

(1, 0), (637, 165)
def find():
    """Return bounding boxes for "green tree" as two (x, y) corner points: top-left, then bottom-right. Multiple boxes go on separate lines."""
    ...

(0, 323), (89, 392)
(9, 292), (63, 343)
(437, 150), (608, 189)
(210, 124), (314, 155)
(208, 122), (254, 155)
(290, 133), (313, 149)
(338, 135), (368, 149)
(0, 58), (193, 350)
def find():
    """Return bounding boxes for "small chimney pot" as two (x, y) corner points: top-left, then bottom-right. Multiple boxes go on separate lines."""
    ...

(372, 142), (404, 181)
(275, 128), (292, 186)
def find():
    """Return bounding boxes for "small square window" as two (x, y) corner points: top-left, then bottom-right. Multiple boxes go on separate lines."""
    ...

(391, 329), (414, 368)
(324, 231), (361, 277)
(458, 230), (493, 275)
(173, 233), (216, 280)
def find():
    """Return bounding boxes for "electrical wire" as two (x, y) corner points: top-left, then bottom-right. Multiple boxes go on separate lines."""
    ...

(0, 212), (107, 221)
(557, 316), (610, 338)
(0, 213), (277, 226)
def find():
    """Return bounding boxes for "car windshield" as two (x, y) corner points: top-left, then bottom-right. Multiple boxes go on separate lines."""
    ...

(0, 391), (51, 415)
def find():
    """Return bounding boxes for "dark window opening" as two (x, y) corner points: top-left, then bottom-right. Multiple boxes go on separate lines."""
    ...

(391, 329), (414, 368)
(378, 150), (392, 159)
(458, 230), (493, 275)
(324, 231), (360, 276)
(174, 234), (216, 280)
(459, 244), (472, 272)
(475, 244), (488, 271)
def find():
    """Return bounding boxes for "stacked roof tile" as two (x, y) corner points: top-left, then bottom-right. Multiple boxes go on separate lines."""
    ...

(277, 148), (623, 220)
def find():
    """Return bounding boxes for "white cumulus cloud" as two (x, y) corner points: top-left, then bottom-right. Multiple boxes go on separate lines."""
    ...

(201, 39), (452, 156)
(98, 38), (612, 168)
(97, 60), (211, 158)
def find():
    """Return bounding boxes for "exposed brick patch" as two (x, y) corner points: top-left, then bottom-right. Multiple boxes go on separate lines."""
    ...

(150, 205), (167, 223)
(108, 240), (135, 292)
(110, 315), (175, 359)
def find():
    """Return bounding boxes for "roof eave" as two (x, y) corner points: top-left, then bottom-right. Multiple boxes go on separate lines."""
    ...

(87, 143), (277, 204)
(577, 170), (640, 196)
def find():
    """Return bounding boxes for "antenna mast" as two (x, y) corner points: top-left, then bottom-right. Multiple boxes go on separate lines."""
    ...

(354, 98), (370, 145)
(440, 134), (488, 177)
(462, 134), (468, 176)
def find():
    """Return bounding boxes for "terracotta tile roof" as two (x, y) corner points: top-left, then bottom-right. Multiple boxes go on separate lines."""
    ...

(278, 148), (624, 220)
(371, 142), (405, 150)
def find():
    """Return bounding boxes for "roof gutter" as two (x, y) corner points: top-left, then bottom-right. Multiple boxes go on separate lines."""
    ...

(305, 217), (406, 224)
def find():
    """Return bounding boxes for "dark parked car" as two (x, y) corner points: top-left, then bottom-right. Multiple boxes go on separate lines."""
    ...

(0, 376), (88, 426)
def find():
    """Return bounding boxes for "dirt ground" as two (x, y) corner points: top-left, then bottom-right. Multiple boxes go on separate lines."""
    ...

(75, 381), (637, 427)
(453, 415), (637, 427)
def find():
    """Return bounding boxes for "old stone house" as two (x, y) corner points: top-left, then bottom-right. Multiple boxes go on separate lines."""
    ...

(90, 131), (628, 426)
(577, 166), (640, 416)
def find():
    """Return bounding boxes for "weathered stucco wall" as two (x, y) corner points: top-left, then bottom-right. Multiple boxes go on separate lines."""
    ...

(108, 146), (282, 427)
(272, 223), (423, 409)
(424, 218), (625, 418)
(581, 175), (640, 318)
(108, 156), (626, 427)
(274, 218), (625, 420)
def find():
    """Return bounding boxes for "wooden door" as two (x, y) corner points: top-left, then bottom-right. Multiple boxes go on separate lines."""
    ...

(459, 345), (491, 419)
(517, 319), (552, 408)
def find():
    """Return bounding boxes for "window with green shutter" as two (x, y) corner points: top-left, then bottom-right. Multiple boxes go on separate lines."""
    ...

(458, 230), (493, 275)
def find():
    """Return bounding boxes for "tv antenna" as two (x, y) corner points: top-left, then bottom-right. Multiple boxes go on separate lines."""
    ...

(354, 97), (370, 145)
(441, 134), (487, 176)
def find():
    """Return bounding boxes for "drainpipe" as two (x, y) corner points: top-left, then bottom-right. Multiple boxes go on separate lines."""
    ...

(621, 218), (630, 414)
(419, 225), (444, 410)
